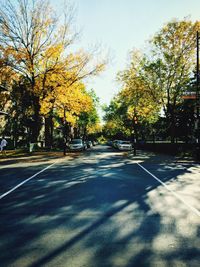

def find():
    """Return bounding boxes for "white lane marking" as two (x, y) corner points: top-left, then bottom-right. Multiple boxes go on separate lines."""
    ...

(0, 159), (61, 200)
(137, 163), (200, 217)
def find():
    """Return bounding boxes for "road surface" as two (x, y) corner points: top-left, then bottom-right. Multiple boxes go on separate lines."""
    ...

(0, 145), (199, 267)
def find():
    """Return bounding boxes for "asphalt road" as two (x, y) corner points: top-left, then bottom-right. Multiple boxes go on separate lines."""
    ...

(0, 145), (199, 267)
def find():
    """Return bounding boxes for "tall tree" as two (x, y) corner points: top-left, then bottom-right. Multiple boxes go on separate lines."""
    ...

(114, 50), (160, 141)
(103, 97), (133, 140)
(77, 89), (100, 140)
(0, 0), (74, 141)
(148, 19), (200, 142)
(0, 0), (106, 144)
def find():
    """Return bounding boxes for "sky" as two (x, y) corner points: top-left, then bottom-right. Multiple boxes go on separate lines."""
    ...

(52, 0), (200, 109)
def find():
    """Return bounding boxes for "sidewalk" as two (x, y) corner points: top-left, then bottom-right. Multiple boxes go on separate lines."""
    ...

(0, 150), (67, 165)
(126, 149), (198, 164)
(0, 148), (199, 166)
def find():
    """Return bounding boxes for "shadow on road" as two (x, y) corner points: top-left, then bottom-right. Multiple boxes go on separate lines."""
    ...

(0, 145), (199, 267)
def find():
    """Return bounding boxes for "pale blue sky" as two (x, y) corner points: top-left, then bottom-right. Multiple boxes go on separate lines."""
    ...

(52, 0), (200, 106)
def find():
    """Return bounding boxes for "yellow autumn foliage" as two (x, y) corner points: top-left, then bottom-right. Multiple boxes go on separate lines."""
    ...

(87, 123), (102, 134)
(40, 81), (93, 125)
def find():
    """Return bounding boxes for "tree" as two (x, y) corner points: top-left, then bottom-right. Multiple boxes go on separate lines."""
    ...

(40, 80), (94, 154)
(148, 18), (200, 142)
(113, 50), (160, 141)
(0, 0), (75, 141)
(77, 89), (101, 140)
(108, 19), (200, 143)
(0, 0), (106, 145)
(103, 97), (133, 140)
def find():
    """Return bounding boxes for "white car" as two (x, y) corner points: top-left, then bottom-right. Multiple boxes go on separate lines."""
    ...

(117, 141), (132, 151)
(69, 139), (86, 151)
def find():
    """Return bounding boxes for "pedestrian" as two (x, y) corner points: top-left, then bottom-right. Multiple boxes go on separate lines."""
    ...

(0, 137), (8, 155)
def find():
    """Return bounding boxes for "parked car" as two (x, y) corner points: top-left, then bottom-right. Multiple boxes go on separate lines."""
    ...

(112, 140), (122, 149)
(69, 139), (86, 151)
(117, 141), (132, 151)
(92, 140), (98, 146)
(86, 140), (93, 148)
(107, 140), (113, 146)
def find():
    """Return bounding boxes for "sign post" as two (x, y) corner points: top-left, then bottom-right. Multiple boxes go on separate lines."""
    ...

(182, 92), (197, 99)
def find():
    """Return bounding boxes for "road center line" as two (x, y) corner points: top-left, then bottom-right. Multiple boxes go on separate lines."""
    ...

(0, 159), (61, 200)
(137, 163), (200, 217)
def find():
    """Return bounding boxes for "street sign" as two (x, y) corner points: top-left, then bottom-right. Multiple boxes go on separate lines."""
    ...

(182, 91), (197, 99)
(0, 111), (9, 115)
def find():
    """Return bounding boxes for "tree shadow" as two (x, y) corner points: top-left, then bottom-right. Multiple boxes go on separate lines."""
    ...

(0, 146), (199, 267)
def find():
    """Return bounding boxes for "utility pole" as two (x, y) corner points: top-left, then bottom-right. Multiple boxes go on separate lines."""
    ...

(196, 31), (200, 159)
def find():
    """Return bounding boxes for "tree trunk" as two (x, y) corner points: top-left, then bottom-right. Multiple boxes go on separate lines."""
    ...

(83, 125), (87, 141)
(169, 113), (175, 144)
(166, 104), (176, 144)
(62, 122), (71, 155)
(45, 116), (53, 149)
(30, 96), (41, 143)
(132, 123), (137, 156)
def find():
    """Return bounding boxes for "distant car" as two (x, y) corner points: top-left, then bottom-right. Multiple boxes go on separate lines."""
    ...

(113, 140), (122, 148)
(117, 141), (132, 151)
(69, 139), (86, 151)
(86, 141), (93, 148)
(107, 140), (113, 146)
(92, 140), (98, 146)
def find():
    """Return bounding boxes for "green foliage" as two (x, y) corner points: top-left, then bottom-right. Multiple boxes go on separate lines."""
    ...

(104, 18), (200, 142)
